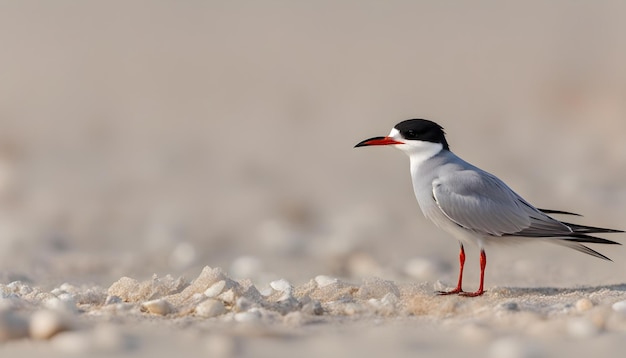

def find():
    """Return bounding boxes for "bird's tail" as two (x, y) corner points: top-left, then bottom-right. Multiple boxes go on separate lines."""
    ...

(538, 209), (623, 260)
(556, 223), (622, 261)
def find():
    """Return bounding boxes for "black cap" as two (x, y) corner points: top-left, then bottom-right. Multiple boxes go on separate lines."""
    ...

(394, 119), (449, 150)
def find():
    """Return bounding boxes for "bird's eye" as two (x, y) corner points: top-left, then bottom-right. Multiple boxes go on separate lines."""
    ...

(405, 130), (417, 138)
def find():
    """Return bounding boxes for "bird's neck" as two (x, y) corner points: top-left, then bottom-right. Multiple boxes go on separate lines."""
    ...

(406, 142), (444, 170)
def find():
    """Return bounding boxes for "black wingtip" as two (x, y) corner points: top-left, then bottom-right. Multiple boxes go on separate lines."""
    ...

(538, 208), (583, 217)
(563, 222), (625, 234)
(565, 234), (622, 245)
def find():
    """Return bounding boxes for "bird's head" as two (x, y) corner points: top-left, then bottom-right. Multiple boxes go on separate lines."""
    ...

(354, 119), (450, 160)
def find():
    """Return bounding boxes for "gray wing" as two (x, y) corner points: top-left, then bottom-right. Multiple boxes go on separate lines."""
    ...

(432, 169), (572, 237)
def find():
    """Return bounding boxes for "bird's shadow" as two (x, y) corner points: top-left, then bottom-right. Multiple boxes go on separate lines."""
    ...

(491, 283), (626, 297)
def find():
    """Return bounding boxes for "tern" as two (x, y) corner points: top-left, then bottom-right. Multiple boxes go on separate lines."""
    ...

(355, 119), (622, 296)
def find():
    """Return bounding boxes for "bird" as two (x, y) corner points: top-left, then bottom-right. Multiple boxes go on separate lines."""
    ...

(354, 119), (623, 297)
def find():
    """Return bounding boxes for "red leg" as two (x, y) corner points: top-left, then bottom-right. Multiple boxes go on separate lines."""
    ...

(459, 249), (486, 297)
(437, 244), (465, 295)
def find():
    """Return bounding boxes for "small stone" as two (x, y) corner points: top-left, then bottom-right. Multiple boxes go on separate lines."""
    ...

(6, 281), (33, 296)
(166, 267), (234, 306)
(50, 288), (64, 296)
(301, 298), (323, 316)
(217, 289), (236, 304)
(58, 283), (78, 293)
(45, 294), (77, 313)
(29, 310), (71, 340)
(196, 299), (226, 318)
(381, 292), (399, 306)
(141, 299), (173, 316)
(104, 295), (122, 305)
(259, 286), (273, 297)
(343, 302), (362, 316)
(575, 298), (593, 312)
(238, 279), (263, 302)
(612, 300), (626, 312)
(270, 279), (292, 293)
(314, 275), (338, 288)
(233, 297), (254, 312)
(204, 280), (226, 298)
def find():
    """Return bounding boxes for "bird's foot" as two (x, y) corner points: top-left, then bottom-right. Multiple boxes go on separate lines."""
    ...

(436, 287), (463, 295)
(458, 289), (485, 297)
(436, 288), (485, 297)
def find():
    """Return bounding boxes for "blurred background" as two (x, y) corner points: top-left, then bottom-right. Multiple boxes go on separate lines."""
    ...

(0, 1), (624, 289)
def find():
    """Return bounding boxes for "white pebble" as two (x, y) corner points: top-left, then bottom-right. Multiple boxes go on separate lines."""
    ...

(270, 279), (292, 293)
(259, 286), (273, 297)
(47, 293), (77, 313)
(217, 289), (236, 304)
(50, 288), (65, 296)
(6, 281), (33, 296)
(381, 292), (399, 306)
(141, 299), (173, 316)
(196, 299), (226, 318)
(204, 280), (226, 298)
(59, 283), (77, 292)
(29, 310), (70, 340)
(612, 300), (626, 312)
(104, 295), (122, 305)
(343, 303), (362, 316)
(314, 275), (338, 288)
(575, 298), (593, 312)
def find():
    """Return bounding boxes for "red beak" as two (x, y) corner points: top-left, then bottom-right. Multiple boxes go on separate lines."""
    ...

(354, 136), (404, 148)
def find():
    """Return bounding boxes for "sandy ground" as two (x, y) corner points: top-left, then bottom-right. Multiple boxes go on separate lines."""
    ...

(1, 1), (626, 357)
